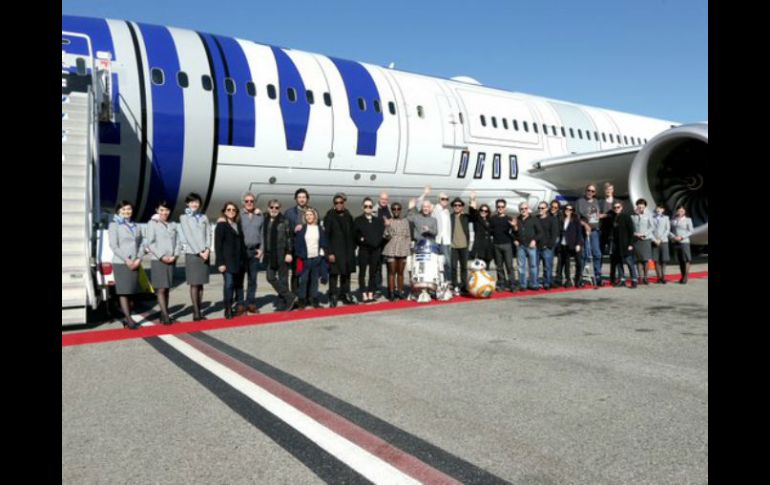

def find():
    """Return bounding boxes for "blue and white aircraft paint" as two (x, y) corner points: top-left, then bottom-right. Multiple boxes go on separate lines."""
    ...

(62, 15), (707, 244)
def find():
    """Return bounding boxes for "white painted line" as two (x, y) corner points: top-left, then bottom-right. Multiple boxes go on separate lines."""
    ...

(158, 333), (420, 485)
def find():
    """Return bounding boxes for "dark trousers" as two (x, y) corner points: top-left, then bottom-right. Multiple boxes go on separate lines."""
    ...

(223, 271), (244, 309)
(493, 243), (514, 288)
(241, 249), (260, 305)
(556, 245), (582, 284)
(329, 273), (352, 297)
(298, 257), (322, 301)
(611, 252), (638, 282)
(266, 259), (292, 304)
(451, 247), (469, 288)
(358, 246), (381, 293)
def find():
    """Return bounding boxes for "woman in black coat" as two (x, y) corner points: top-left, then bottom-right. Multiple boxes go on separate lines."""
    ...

(323, 194), (357, 306)
(555, 204), (584, 287)
(609, 201), (638, 288)
(469, 200), (494, 268)
(215, 202), (247, 319)
(354, 197), (385, 303)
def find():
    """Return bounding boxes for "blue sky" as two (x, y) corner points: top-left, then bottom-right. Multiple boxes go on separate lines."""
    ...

(62, 0), (707, 122)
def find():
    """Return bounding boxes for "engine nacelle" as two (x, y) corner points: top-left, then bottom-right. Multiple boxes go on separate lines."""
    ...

(628, 123), (708, 245)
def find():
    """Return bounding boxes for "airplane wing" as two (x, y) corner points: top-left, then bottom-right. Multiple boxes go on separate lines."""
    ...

(527, 146), (640, 196)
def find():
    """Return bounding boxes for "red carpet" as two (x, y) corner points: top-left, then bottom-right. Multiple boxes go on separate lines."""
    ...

(62, 271), (708, 347)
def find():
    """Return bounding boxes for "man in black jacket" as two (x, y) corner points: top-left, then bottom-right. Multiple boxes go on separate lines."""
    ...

(262, 200), (298, 311)
(536, 202), (560, 290)
(324, 193), (357, 307)
(514, 202), (543, 290)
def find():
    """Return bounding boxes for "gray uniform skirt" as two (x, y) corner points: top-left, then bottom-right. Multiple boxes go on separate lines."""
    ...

(113, 263), (140, 295)
(151, 260), (175, 289)
(633, 238), (652, 261)
(185, 253), (210, 285)
(652, 242), (670, 263)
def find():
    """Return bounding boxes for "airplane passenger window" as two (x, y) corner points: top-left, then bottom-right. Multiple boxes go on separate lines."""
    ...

(644, 138), (648, 144)
(287, 87), (297, 102)
(624, 135), (628, 145)
(513, 119), (519, 131)
(417, 105), (425, 118)
(388, 101), (396, 114)
(569, 128), (574, 138)
(225, 78), (236, 95)
(76, 58), (87, 76)
(177, 72), (189, 88)
(457, 151), (470, 178)
(502, 119), (508, 129)
(602, 132), (607, 142)
(324, 92), (332, 106)
(492, 154), (501, 179)
(246, 82), (256, 97)
(373, 99), (381, 113)
(594, 131), (599, 140)
(609, 133), (614, 143)
(480, 115), (486, 127)
(552, 125), (558, 136)
(586, 131), (591, 140)
(560, 126), (566, 137)
(151, 68), (165, 86)
(358, 97), (366, 111)
(267, 84), (277, 100)
(509, 154), (519, 179)
(306, 90), (314, 104)
(201, 75), (213, 91)
(491, 116), (497, 128)
(533, 123), (539, 134)
(543, 123), (548, 134)
(523, 121), (529, 132)
(474, 153), (486, 179)
(577, 129), (582, 139)
(459, 112), (464, 124)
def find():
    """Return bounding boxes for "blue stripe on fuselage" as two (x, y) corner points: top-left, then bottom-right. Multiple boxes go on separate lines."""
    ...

(62, 16), (115, 57)
(100, 155), (121, 210)
(215, 35), (255, 147)
(137, 22), (185, 220)
(271, 47), (309, 151)
(199, 33), (230, 146)
(328, 57), (383, 156)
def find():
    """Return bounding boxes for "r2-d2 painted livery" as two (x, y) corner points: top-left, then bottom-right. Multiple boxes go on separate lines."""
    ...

(409, 239), (452, 303)
(61, 15), (707, 244)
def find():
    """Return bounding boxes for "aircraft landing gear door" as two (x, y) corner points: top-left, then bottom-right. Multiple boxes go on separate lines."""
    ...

(436, 95), (460, 166)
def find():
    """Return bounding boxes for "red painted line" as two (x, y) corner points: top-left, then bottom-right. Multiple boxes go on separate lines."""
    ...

(175, 332), (460, 485)
(61, 271), (708, 347)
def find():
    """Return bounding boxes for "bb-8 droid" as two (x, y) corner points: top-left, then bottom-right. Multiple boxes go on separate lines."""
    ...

(466, 259), (496, 298)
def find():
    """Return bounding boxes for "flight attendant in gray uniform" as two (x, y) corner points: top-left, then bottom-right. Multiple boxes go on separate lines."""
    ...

(651, 203), (671, 284)
(145, 200), (182, 324)
(179, 192), (212, 320)
(670, 205), (694, 284)
(109, 201), (144, 329)
(631, 198), (654, 285)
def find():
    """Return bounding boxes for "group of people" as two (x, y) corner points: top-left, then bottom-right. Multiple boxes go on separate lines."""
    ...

(107, 183), (696, 329)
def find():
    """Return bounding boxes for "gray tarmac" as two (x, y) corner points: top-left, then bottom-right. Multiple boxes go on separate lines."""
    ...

(63, 259), (707, 484)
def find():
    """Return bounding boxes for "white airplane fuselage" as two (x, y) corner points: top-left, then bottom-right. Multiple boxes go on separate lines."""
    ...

(62, 15), (707, 244)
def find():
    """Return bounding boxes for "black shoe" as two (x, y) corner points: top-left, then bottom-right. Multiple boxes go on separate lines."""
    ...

(297, 299), (306, 310)
(160, 314), (172, 325)
(125, 318), (139, 330)
(329, 295), (338, 308)
(680, 276), (688, 284)
(630, 282), (638, 289)
(661, 279), (667, 285)
(310, 298), (321, 309)
(341, 294), (357, 305)
(224, 307), (233, 320)
(285, 296), (299, 311)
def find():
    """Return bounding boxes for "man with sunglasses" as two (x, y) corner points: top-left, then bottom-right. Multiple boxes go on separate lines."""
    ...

(324, 193), (357, 307)
(262, 200), (298, 311)
(576, 184), (605, 287)
(373, 191), (392, 296)
(514, 202), (543, 291)
(449, 197), (471, 295)
(417, 185), (452, 282)
(239, 192), (264, 314)
(609, 201), (638, 288)
(536, 202), (559, 290)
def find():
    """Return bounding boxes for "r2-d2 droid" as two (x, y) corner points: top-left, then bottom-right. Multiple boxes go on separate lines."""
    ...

(408, 238), (452, 303)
